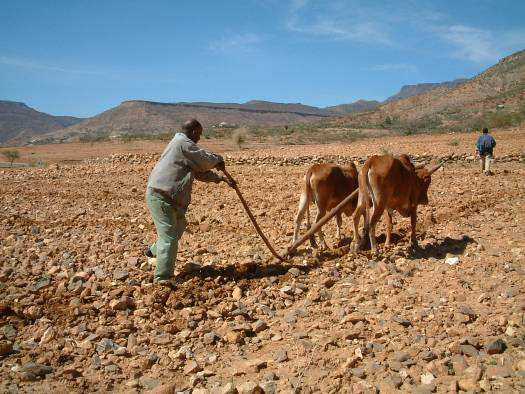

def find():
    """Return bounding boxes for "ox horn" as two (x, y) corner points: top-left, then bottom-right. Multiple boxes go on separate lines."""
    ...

(428, 162), (444, 175)
(414, 163), (425, 169)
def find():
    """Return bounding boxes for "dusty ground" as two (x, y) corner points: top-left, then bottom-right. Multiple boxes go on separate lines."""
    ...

(1, 128), (524, 393)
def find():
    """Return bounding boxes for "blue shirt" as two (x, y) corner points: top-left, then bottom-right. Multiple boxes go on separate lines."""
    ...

(476, 134), (496, 155)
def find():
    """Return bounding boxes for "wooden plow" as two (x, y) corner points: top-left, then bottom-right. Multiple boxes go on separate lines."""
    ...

(220, 168), (359, 261)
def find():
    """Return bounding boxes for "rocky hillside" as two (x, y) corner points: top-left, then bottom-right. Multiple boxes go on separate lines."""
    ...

(384, 79), (468, 102)
(0, 101), (83, 145)
(325, 99), (381, 115)
(39, 100), (336, 143)
(335, 49), (525, 131)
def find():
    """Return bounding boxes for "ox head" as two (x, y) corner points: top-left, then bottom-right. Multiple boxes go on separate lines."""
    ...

(414, 162), (443, 205)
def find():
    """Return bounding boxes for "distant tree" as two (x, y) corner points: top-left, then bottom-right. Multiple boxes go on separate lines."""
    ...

(2, 150), (20, 167)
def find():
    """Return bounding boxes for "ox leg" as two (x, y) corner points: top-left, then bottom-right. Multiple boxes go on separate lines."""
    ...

(336, 213), (343, 246)
(292, 191), (309, 246)
(352, 202), (365, 251)
(410, 210), (419, 249)
(368, 203), (385, 254)
(384, 209), (394, 249)
(314, 208), (329, 250)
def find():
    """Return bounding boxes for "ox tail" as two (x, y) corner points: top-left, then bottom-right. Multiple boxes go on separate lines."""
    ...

(365, 167), (377, 212)
(357, 165), (376, 249)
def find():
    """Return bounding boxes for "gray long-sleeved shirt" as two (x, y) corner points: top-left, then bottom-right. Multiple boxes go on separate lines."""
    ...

(147, 133), (223, 209)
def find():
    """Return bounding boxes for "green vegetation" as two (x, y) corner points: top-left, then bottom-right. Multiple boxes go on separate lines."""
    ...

(449, 138), (460, 147)
(79, 133), (110, 143)
(120, 132), (173, 142)
(2, 150), (20, 167)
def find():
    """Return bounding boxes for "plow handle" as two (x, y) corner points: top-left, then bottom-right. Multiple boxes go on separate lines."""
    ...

(220, 168), (285, 262)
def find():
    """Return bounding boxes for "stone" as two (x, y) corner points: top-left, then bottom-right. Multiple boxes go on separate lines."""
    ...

(139, 376), (161, 390)
(203, 332), (219, 345)
(0, 341), (13, 357)
(220, 382), (239, 394)
(20, 362), (53, 381)
(274, 349), (288, 363)
(445, 256), (460, 266)
(32, 276), (51, 291)
(350, 368), (366, 378)
(485, 339), (507, 354)
(252, 320), (268, 333)
(457, 365), (482, 391)
(458, 305), (476, 320)
(96, 338), (117, 354)
(39, 327), (55, 344)
(280, 285), (294, 295)
(232, 286), (243, 301)
(184, 360), (202, 375)
(288, 267), (301, 277)
(421, 372), (435, 385)
(485, 365), (512, 379)
(225, 330), (244, 344)
(516, 359), (525, 371)
(259, 381), (277, 394)
(459, 344), (479, 357)
(237, 382), (264, 394)
(392, 315), (411, 327)
(113, 270), (129, 280)
(420, 350), (437, 362)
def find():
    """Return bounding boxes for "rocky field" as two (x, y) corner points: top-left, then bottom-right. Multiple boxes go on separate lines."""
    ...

(1, 130), (524, 393)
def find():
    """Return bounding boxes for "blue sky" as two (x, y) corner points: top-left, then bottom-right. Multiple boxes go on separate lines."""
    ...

(1, 0), (524, 117)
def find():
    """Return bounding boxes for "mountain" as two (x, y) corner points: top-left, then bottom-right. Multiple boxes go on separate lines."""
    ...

(37, 100), (336, 143)
(334, 49), (525, 131)
(385, 79), (469, 102)
(325, 99), (381, 115)
(0, 101), (83, 145)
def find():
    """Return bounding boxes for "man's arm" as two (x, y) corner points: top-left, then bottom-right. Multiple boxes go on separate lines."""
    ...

(194, 170), (222, 183)
(183, 142), (223, 172)
(475, 136), (481, 154)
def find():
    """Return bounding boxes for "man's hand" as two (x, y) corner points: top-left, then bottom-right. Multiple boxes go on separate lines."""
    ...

(215, 160), (225, 171)
(220, 175), (236, 188)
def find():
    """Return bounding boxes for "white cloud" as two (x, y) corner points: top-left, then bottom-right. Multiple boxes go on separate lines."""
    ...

(434, 25), (499, 63)
(209, 33), (265, 54)
(371, 63), (418, 72)
(286, 1), (393, 46)
(0, 55), (179, 83)
(0, 55), (105, 75)
(284, 1), (525, 63)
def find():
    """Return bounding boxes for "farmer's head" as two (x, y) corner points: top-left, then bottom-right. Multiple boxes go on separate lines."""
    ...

(182, 119), (203, 143)
(482, 127), (489, 134)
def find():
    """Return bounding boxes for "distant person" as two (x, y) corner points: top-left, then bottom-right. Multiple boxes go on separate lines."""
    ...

(145, 119), (234, 288)
(476, 127), (496, 175)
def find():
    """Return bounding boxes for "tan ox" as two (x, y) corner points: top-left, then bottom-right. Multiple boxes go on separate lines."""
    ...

(292, 163), (359, 249)
(352, 154), (442, 252)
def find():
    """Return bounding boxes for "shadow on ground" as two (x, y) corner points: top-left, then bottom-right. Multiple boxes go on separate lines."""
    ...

(407, 235), (475, 259)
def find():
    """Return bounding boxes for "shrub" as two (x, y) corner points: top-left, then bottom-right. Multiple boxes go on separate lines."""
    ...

(449, 138), (460, 147)
(231, 127), (248, 149)
(2, 150), (20, 167)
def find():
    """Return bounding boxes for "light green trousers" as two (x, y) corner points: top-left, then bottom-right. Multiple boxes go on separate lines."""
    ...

(146, 190), (187, 281)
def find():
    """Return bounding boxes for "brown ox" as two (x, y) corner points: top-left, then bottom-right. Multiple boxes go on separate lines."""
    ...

(292, 163), (359, 249)
(352, 154), (442, 252)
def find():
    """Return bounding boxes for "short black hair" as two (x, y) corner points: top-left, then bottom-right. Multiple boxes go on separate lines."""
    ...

(182, 118), (202, 134)
(482, 127), (489, 133)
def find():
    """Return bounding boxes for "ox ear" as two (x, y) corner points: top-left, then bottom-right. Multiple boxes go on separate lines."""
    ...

(428, 162), (444, 175)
